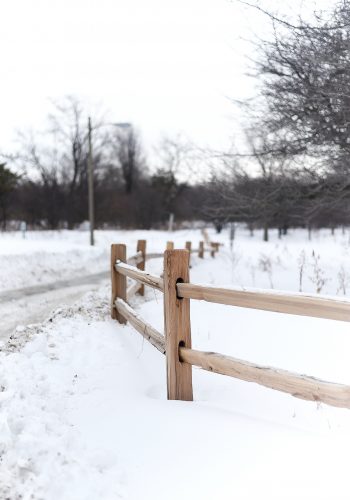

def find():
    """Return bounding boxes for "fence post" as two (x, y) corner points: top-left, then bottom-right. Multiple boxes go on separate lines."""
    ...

(198, 241), (204, 259)
(166, 241), (174, 250)
(185, 241), (192, 268)
(210, 242), (215, 258)
(111, 243), (127, 324)
(163, 250), (193, 401)
(136, 239), (146, 296)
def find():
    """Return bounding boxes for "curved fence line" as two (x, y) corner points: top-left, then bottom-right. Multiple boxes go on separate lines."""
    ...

(110, 237), (350, 410)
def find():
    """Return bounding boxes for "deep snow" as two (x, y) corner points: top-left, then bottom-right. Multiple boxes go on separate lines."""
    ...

(1, 227), (350, 499)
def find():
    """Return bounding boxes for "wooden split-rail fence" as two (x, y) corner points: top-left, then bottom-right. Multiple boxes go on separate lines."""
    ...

(111, 238), (350, 409)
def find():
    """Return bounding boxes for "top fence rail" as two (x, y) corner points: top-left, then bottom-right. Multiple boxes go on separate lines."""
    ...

(115, 252), (350, 322)
(176, 283), (350, 322)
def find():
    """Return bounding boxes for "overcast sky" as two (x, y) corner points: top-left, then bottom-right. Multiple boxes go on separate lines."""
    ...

(0, 0), (332, 156)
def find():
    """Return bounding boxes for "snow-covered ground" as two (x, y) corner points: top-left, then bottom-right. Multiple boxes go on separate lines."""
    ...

(1, 227), (350, 499)
(2, 226), (350, 295)
(0, 228), (214, 293)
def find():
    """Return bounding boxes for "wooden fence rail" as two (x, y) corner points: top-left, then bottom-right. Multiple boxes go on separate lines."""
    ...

(110, 237), (350, 410)
(179, 347), (350, 408)
(115, 261), (164, 291)
(127, 251), (143, 266)
(115, 297), (166, 354)
(126, 281), (141, 301)
(176, 283), (350, 322)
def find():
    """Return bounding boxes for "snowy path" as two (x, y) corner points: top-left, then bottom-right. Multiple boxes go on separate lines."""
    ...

(0, 272), (108, 340)
(0, 271), (108, 303)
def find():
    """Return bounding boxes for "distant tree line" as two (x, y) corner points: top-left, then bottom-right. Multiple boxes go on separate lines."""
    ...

(4, 149), (350, 240)
(3, 0), (350, 238)
(2, 117), (350, 237)
(203, 165), (350, 240)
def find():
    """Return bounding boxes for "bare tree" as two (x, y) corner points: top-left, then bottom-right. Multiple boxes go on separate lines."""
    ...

(111, 125), (145, 194)
(242, 1), (350, 169)
(150, 135), (194, 225)
(14, 96), (108, 228)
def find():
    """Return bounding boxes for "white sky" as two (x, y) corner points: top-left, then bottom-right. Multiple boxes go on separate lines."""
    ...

(0, 0), (333, 157)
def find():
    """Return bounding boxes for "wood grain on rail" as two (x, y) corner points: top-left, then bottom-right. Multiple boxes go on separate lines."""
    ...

(180, 347), (350, 408)
(176, 283), (350, 322)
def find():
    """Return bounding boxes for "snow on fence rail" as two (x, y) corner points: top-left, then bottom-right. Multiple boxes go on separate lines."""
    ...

(111, 239), (350, 409)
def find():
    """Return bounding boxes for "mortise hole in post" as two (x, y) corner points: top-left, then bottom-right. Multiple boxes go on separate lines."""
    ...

(178, 340), (185, 362)
(176, 278), (184, 300)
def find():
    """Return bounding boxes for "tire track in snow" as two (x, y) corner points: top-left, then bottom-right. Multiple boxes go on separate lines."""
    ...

(0, 272), (109, 340)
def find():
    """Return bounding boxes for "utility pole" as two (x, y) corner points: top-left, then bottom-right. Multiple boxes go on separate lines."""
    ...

(87, 117), (95, 246)
(168, 213), (174, 232)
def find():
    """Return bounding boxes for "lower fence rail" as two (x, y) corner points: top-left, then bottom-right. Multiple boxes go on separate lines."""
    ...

(126, 282), (141, 301)
(115, 297), (166, 355)
(179, 347), (350, 409)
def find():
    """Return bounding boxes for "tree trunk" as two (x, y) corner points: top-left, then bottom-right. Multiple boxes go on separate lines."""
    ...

(229, 223), (235, 250)
(215, 222), (223, 233)
(1, 201), (7, 231)
(263, 224), (269, 242)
